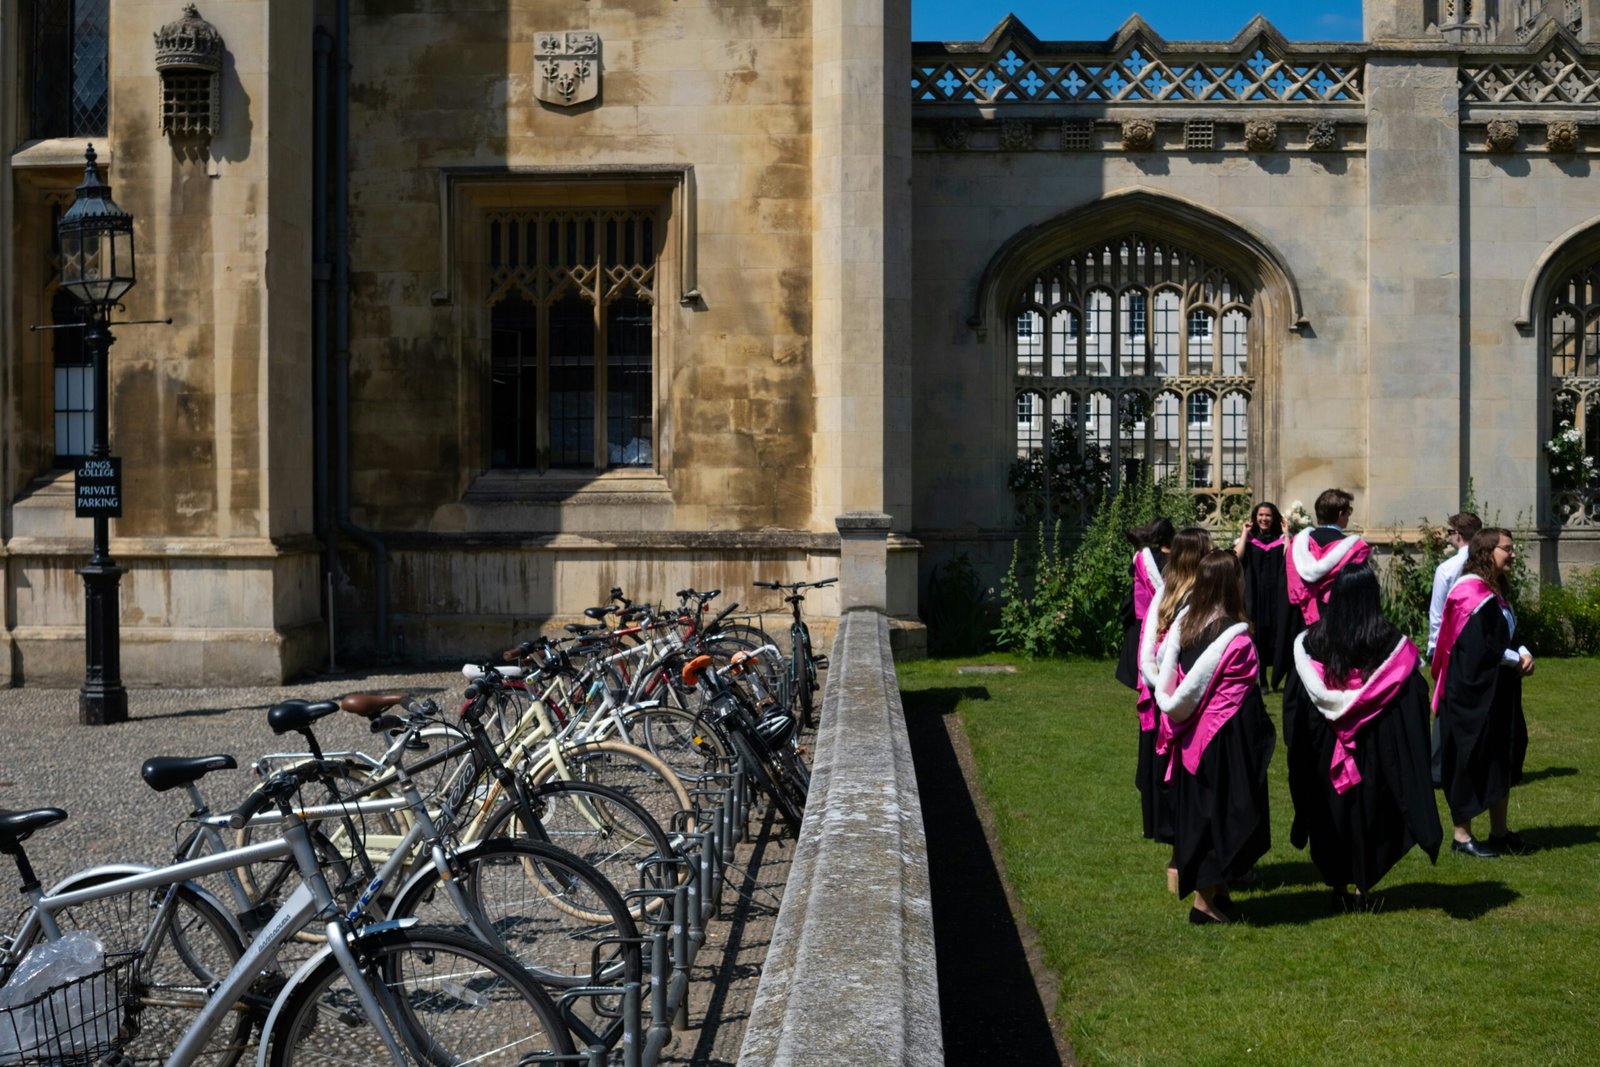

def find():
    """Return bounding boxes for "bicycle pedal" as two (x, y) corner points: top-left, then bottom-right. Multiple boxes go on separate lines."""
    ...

(811, 655), (829, 671)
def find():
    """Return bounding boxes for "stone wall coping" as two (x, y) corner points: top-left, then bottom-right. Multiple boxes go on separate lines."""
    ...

(835, 511), (894, 533)
(2, 535), (320, 559)
(739, 610), (943, 1067)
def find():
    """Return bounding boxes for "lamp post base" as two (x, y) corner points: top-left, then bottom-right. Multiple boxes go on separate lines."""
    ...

(78, 558), (128, 726)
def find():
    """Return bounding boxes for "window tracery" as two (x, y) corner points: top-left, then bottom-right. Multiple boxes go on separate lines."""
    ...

(1010, 234), (1255, 523)
(1546, 261), (1600, 524)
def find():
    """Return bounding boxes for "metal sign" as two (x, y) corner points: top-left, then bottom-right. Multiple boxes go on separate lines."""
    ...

(75, 457), (122, 518)
(534, 31), (600, 107)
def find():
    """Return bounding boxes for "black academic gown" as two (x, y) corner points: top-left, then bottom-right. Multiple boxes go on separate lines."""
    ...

(1169, 639), (1276, 899)
(1241, 533), (1294, 689)
(1282, 668), (1443, 892)
(1437, 604), (1529, 824)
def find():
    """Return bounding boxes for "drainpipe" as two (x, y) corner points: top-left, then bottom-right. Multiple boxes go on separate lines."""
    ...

(312, 27), (335, 667)
(332, 0), (390, 658)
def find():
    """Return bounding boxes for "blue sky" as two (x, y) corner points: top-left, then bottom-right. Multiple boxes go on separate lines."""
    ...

(912, 2), (1366, 43)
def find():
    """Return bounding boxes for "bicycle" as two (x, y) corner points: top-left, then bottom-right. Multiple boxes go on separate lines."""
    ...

(682, 653), (810, 831)
(0, 761), (575, 1066)
(753, 577), (836, 728)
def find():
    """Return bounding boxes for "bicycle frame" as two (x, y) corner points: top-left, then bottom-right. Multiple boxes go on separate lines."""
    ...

(7, 812), (415, 1067)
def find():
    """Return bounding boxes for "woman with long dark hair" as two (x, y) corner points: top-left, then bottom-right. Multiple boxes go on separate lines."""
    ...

(1135, 527), (1211, 859)
(1234, 501), (1295, 690)
(1432, 528), (1535, 858)
(1152, 550), (1276, 924)
(1282, 564), (1442, 905)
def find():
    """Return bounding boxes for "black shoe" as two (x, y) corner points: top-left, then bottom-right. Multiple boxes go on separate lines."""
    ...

(1451, 837), (1499, 859)
(1188, 906), (1233, 925)
(1487, 831), (1537, 855)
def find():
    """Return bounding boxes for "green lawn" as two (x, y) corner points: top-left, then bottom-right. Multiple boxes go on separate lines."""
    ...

(899, 655), (1600, 1067)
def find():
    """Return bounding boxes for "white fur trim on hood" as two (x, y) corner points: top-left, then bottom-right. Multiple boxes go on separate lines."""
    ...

(1138, 585), (1168, 687)
(1139, 547), (1165, 597)
(1291, 632), (1413, 723)
(1153, 618), (1249, 723)
(1290, 528), (1364, 584)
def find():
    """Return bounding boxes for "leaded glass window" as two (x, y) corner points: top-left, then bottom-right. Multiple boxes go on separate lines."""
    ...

(1008, 234), (1256, 522)
(1546, 262), (1600, 523)
(27, 0), (109, 139)
(485, 209), (658, 471)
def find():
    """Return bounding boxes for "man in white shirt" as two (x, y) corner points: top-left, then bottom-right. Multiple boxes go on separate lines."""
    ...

(1427, 512), (1483, 659)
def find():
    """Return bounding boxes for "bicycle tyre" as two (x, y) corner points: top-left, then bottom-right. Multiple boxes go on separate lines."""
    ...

(521, 740), (692, 843)
(34, 872), (249, 1067)
(479, 778), (679, 913)
(265, 925), (575, 1066)
(387, 839), (642, 989)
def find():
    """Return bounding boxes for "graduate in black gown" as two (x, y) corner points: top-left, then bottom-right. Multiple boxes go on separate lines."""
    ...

(1431, 527), (1536, 858)
(1234, 501), (1294, 691)
(1115, 518), (1173, 691)
(1135, 528), (1211, 860)
(1287, 488), (1372, 626)
(1282, 564), (1442, 905)
(1151, 550), (1276, 924)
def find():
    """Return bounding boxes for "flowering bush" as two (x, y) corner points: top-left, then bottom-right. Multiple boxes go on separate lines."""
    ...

(1545, 421), (1597, 491)
(1285, 499), (1313, 534)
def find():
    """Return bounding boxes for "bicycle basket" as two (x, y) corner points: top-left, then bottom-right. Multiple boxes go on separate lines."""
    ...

(0, 951), (136, 1067)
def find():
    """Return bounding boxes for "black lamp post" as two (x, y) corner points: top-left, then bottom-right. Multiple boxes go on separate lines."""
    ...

(57, 144), (135, 725)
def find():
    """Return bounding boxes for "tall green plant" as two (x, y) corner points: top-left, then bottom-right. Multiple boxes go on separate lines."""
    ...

(994, 476), (1197, 658)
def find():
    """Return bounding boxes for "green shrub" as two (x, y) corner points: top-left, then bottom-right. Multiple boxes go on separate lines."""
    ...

(1518, 569), (1600, 657)
(1377, 521), (1451, 648)
(994, 476), (1196, 658)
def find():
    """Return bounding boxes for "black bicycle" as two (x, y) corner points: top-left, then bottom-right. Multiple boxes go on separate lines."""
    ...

(753, 577), (835, 729)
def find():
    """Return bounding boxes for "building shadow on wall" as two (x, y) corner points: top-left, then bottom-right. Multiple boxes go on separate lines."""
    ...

(902, 687), (1068, 1066)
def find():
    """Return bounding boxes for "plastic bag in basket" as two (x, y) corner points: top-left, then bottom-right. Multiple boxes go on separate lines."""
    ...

(0, 930), (110, 1063)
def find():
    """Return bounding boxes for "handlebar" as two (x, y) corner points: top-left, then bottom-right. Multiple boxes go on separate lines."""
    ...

(752, 577), (837, 593)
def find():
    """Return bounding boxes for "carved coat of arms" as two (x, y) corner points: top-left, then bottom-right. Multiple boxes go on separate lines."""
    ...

(535, 32), (600, 107)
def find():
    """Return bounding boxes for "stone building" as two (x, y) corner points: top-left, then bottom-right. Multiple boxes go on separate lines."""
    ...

(4, 0), (1600, 685)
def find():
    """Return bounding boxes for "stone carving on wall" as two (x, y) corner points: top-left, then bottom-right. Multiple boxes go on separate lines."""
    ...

(535, 31), (600, 107)
(1121, 118), (1156, 151)
(999, 120), (1033, 151)
(913, 28), (1364, 105)
(1486, 118), (1521, 153)
(1306, 119), (1338, 151)
(153, 4), (224, 141)
(1546, 119), (1580, 152)
(938, 120), (970, 150)
(1244, 119), (1278, 151)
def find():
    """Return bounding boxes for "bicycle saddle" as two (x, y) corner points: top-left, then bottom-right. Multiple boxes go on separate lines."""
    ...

(140, 754), (237, 792)
(338, 693), (406, 719)
(266, 699), (341, 735)
(0, 808), (68, 851)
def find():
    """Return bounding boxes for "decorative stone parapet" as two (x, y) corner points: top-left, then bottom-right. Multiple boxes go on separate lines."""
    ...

(739, 610), (941, 1067)
(1306, 118), (1338, 151)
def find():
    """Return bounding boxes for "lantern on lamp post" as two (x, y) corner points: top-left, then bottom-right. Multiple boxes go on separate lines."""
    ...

(56, 143), (135, 725)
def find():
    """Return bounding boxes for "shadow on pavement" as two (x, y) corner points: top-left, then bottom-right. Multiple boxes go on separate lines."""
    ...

(903, 688), (1067, 1066)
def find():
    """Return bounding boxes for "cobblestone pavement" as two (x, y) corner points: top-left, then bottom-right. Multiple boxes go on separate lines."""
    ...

(0, 667), (797, 1065)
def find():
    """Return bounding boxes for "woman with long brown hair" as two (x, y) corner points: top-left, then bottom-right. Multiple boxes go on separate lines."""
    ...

(1151, 550), (1276, 923)
(1431, 527), (1535, 858)
(1134, 528), (1212, 856)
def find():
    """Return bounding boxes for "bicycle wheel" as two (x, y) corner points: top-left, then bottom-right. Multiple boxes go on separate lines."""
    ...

(388, 839), (641, 989)
(479, 778), (678, 911)
(234, 758), (403, 910)
(266, 926), (575, 1066)
(796, 627), (818, 727)
(522, 740), (692, 843)
(38, 872), (249, 1066)
(616, 701), (732, 784)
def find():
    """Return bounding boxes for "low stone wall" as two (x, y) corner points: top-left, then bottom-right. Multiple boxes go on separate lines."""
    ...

(738, 609), (942, 1066)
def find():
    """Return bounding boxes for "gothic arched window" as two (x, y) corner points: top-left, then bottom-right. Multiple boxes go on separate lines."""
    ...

(1546, 262), (1600, 524)
(1009, 234), (1255, 523)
